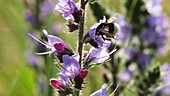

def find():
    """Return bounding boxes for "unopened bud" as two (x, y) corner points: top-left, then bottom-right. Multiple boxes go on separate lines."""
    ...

(54, 42), (66, 53)
(79, 70), (88, 79)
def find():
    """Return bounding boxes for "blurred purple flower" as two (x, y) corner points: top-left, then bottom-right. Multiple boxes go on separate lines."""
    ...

(158, 63), (170, 95)
(25, 10), (37, 24)
(55, 0), (77, 20)
(29, 30), (73, 55)
(119, 69), (131, 83)
(90, 84), (108, 96)
(141, 28), (157, 45)
(143, 14), (169, 51)
(28, 54), (38, 66)
(137, 52), (151, 70)
(160, 63), (170, 83)
(147, 14), (169, 30)
(25, 49), (41, 68)
(158, 86), (170, 95)
(146, 15), (169, 49)
(52, 22), (62, 34)
(115, 14), (132, 43)
(127, 48), (137, 60)
(146, 0), (162, 16)
(58, 53), (80, 79)
(40, 1), (52, 17)
(86, 47), (110, 64)
(160, 63), (170, 73)
(156, 32), (167, 47)
(38, 75), (46, 93)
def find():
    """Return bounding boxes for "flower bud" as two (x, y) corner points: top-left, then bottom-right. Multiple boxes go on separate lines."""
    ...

(79, 70), (88, 79)
(54, 42), (66, 53)
(50, 78), (67, 91)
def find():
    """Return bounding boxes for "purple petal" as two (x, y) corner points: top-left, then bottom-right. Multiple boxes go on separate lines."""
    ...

(43, 30), (66, 46)
(60, 54), (80, 79)
(63, 14), (74, 20)
(88, 47), (109, 64)
(90, 84), (108, 96)
(55, 0), (76, 20)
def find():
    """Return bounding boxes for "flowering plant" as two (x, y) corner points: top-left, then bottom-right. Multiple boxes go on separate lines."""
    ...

(25, 0), (170, 96)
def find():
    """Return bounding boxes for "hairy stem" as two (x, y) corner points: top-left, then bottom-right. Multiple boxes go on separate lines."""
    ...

(78, 0), (86, 65)
(76, 0), (86, 96)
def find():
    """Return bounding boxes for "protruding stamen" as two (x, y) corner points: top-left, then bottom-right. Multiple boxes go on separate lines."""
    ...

(35, 51), (52, 55)
(28, 33), (47, 47)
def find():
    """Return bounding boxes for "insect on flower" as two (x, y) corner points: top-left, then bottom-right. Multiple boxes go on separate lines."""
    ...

(83, 15), (120, 48)
(97, 15), (120, 40)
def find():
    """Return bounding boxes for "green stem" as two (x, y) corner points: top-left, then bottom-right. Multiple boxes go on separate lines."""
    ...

(127, 0), (137, 22)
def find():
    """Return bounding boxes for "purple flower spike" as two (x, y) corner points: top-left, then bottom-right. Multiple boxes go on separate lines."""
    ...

(86, 47), (110, 64)
(90, 84), (108, 96)
(59, 53), (80, 79)
(55, 0), (77, 20)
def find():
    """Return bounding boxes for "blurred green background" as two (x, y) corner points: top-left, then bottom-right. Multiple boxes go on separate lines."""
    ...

(0, 0), (170, 96)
